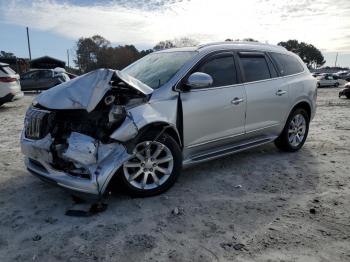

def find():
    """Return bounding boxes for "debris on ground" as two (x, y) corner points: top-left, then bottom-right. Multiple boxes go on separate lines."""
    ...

(171, 207), (184, 215)
(32, 235), (41, 241)
(220, 242), (247, 251)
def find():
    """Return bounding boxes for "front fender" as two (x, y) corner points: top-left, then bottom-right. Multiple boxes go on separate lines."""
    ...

(110, 95), (179, 143)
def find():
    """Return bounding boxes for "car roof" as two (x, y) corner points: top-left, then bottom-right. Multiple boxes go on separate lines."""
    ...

(155, 41), (288, 54)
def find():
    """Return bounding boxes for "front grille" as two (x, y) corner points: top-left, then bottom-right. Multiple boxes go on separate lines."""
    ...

(24, 107), (52, 139)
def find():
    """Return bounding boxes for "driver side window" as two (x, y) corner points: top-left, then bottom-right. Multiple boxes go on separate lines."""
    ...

(22, 71), (38, 80)
(196, 55), (237, 88)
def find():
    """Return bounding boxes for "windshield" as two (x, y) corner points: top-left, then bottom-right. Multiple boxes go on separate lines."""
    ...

(122, 51), (196, 89)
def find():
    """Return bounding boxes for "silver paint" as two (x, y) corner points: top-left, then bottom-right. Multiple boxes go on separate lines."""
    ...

(21, 42), (317, 196)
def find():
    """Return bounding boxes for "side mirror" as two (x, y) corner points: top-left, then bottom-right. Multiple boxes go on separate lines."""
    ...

(185, 72), (213, 89)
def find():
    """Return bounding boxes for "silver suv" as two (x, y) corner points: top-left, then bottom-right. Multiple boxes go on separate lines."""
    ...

(21, 42), (317, 199)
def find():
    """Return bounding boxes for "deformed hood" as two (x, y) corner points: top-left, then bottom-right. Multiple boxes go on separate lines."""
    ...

(34, 69), (153, 112)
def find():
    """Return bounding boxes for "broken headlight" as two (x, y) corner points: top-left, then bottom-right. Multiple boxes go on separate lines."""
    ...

(108, 105), (126, 128)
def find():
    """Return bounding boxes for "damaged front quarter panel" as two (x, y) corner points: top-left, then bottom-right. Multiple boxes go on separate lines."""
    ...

(110, 94), (180, 144)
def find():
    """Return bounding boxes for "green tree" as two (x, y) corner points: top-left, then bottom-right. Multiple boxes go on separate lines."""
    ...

(225, 38), (259, 42)
(153, 40), (175, 51)
(278, 40), (325, 68)
(153, 37), (199, 51)
(74, 35), (153, 73)
(0, 51), (15, 58)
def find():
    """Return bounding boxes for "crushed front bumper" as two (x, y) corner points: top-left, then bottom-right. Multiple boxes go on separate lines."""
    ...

(21, 132), (130, 198)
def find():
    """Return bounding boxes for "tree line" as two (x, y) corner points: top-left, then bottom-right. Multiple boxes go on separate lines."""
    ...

(0, 36), (327, 74)
(74, 36), (326, 74)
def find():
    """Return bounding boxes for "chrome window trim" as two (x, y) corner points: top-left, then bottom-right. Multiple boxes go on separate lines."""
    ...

(174, 49), (307, 92)
(190, 83), (245, 92)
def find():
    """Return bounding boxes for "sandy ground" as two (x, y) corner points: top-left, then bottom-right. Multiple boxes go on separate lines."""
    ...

(0, 87), (349, 262)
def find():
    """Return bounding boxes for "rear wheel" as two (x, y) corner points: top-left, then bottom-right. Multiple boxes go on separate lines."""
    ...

(120, 131), (182, 197)
(346, 94), (350, 99)
(275, 108), (309, 152)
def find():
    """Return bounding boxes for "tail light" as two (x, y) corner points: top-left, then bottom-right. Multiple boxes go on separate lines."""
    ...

(0, 77), (17, 83)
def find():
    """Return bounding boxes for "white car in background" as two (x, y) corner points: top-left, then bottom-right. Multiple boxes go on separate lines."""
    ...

(316, 74), (339, 88)
(0, 62), (23, 106)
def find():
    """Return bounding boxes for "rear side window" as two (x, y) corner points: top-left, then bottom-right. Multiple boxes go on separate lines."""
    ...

(37, 70), (52, 78)
(197, 55), (237, 87)
(239, 56), (271, 82)
(269, 52), (304, 76)
(21, 71), (39, 80)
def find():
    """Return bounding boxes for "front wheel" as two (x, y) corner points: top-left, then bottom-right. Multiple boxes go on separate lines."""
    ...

(334, 82), (339, 88)
(275, 108), (310, 152)
(120, 131), (182, 197)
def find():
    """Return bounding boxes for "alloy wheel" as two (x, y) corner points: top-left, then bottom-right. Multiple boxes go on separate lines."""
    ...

(123, 141), (174, 190)
(288, 114), (306, 147)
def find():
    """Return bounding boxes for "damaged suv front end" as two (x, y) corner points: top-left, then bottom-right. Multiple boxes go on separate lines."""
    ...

(20, 61), (185, 198)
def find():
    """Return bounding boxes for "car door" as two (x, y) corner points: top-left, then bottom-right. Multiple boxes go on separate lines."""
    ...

(20, 71), (38, 91)
(180, 52), (246, 154)
(328, 75), (337, 86)
(238, 52), (289, 135)
(36, 70), (54, 89)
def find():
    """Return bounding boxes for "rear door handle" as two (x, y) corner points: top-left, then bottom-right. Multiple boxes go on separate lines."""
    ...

(276, 90), (287, 96)
(231, 97), (244, 105)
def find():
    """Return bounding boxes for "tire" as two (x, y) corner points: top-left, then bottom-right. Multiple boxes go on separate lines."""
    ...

(317, 83), (320, 88)
(346, 94), (350, 99)
(274, 108), (310, 152)
(334, 82), (339, 88)
(119, 131), (182, 197)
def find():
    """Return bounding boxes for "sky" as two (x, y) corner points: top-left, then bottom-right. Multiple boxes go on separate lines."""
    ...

(0, 0), (350, 67)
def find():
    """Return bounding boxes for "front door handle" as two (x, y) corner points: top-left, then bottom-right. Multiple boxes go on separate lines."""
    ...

(231, 97), (244, 105)
(276, 90), (287, 96)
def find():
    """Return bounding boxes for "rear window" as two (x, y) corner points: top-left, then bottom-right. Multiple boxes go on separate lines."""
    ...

(240, 56), (271, 82)
(0, 66), (16, 75)
(269, 52), (304, 76)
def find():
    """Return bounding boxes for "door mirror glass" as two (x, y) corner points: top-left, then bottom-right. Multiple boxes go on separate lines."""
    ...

(185, 72), (213, 89)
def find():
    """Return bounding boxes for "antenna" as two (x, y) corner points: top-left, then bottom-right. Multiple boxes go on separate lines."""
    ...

(26, 27), (32, 61)
(335, 52), (338, 67)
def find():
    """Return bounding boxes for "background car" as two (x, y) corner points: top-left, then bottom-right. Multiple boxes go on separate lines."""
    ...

(20, 68), (70, 91)
(0, 62), (23, 106)
(317, 74), (339, 87)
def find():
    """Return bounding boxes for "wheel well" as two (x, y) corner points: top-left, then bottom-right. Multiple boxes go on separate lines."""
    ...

(137, 122), (182, 148)
(292, 101), (311, 119)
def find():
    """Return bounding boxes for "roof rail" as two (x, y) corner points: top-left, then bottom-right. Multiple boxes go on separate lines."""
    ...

(198, 41), (286, 50)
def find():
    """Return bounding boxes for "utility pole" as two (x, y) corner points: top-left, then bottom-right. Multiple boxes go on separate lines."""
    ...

(335, 52), (338, 67)
(67, 49), (70, 68)
(26, 27), (32, 61)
